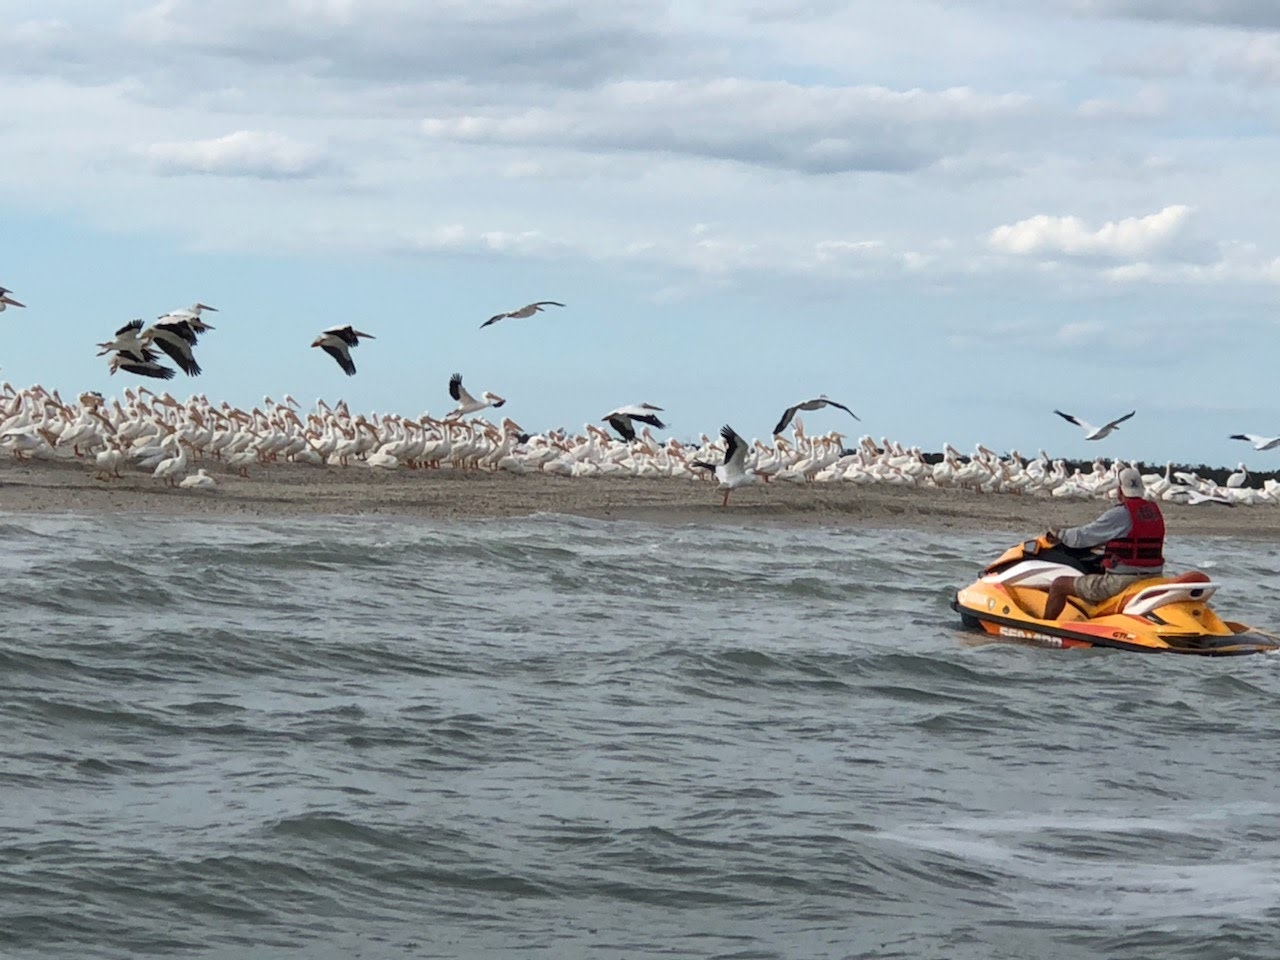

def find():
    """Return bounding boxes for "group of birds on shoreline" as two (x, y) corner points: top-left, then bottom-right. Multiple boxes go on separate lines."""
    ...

(1, 283), (1277, 505)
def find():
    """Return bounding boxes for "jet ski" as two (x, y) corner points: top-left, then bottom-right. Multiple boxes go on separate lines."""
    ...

(951, 534), (1280, 656)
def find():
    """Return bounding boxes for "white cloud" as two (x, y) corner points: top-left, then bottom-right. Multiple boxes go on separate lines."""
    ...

(1062, 0), (1280, 30)
(1055, 320), (1108, 345)
(987, 205), (1196, 261)
(1215, 35), (1280, 85)
(141, 130), (329, 179)
(420, 79), (1031, 174)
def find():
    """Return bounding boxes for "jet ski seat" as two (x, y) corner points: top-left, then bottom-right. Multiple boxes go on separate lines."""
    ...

(1085, 570), (1215, 618)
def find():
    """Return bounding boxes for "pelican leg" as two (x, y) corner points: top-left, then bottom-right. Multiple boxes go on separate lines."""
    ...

(721, 489), (730, 508)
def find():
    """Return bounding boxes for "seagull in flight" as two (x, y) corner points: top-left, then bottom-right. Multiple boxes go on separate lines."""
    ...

(447, 373), (506, 418)
(772, 395), (860, 436)
(0, 287), (25, 311)
(311, 325), (375, 376)
(602, 403), (665, 442)
(1230, 433), (1280, 451)
(481, 301), (565, 329)
(1053, 409), (1135, 440)
(691, 424), (757, 507)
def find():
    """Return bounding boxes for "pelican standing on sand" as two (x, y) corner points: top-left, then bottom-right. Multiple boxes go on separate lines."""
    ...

(312, 325), (375, 376)
(481, 301), (564, 329)
(0, 287), (25, 311)
(772, 396), (860, 436)
(1053, 409), (1135, 440)
(447, 373), (506, 418)
(602, 403), (665, 442)
(692, 424), (757, 507)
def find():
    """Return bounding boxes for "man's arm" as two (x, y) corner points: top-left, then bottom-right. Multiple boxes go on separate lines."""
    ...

(1058, 504), (1132, 548)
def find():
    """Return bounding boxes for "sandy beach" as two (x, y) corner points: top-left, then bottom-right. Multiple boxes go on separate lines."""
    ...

(1, 456), (1277, 539)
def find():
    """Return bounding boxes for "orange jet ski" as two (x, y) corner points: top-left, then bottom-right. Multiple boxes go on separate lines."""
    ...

(952, 534), (1280, 656)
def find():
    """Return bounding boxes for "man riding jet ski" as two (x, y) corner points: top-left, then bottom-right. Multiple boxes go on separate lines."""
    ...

(1043, 467), (1165, 619)
(952, 468), (1279, 655)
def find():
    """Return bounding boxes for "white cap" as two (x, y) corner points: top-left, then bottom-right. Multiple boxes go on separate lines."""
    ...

(1118, 467), (1144, 498)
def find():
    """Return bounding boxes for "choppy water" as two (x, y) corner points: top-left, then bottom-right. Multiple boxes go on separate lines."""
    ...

(3, 512), (1280, 960)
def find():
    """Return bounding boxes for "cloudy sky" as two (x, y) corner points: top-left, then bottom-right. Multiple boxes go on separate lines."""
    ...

(3, 0), (1279, 463)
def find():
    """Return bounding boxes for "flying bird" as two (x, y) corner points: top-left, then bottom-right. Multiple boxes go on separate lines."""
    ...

(772, 395), (860, 436)
(311, 325), (375, 376)
(106, 347), (176, 380)
(1230, 433), (1280, 451)
(1053, 409), (1135, 440)
(691, 424), (757, 507)
(0, 287), (25, 311)
(143, 317), (210, 376)
(602, 403), (665, 442)
(447, 373), (506, 418)
(158, 303), (218, 332)
(481, 301), (565, 329)
(96, 319), (148, 357)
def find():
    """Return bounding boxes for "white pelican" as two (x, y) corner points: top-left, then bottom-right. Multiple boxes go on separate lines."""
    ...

(311, 325), (374, 375)
(602, 403), (664, 442)
(691, 424), (757, 507)
(153, 437), (189, 486)
(1226, 463), (1248, 488)
(481, 301), (564, 329)
(1230, 433), (1280, 451)
(159, 303), (218, 332)
(96, 319), (149, 357)
(142, 318), (208, 376)
(447, 373), (505, 418)
(0, 287), (24, 311)
(1053, 408), (1134, 440)
(178, 468), (218, 490)
(107, 348), (176, 380)
(772, 396), (860, 436)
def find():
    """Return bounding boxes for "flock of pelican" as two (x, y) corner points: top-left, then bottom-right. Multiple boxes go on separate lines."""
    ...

(0, 285), (1276, 506)
(0, 380), (1274, 509)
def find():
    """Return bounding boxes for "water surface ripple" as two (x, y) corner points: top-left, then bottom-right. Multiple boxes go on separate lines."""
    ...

(3, 513), (1280, 959)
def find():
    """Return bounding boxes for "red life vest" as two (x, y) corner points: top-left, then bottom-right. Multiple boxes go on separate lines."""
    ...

(1104, 497), (1165, 569)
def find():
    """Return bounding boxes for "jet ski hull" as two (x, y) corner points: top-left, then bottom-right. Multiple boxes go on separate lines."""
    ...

(953, 536), (1280, 656)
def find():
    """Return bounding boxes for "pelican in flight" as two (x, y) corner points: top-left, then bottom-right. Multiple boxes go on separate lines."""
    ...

(159, 303), (218, 332)
(107, 348), (176, 380)
(1230, 433), (1280, 451)
(603, 403), (665, 442)
(96, 319), (148, 357)
(311, 325), (375, 376)
(447, 373), (506, 418)
(143, 317), (209, 376)
(481, 301), (564, 329)
(0, 287), (25, 311)
(692, 424), (757, 507)
(1053, 409), (1135, 440)
(772, 395), (860, 436)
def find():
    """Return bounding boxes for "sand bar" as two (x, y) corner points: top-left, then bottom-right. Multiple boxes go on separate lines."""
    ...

(0, 456), (1277, 539)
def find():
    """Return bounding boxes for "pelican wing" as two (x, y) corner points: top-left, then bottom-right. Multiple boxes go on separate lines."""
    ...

(720, 424), (745, 467)
(321, 343), (356, 375)
(115, 319), (144, 337)
(821, 398), (861, 421)
(480, 313), (509, 329)
(772, 405), (800, 436)
(1104, 410), (1136, 430)
(606, 415), (637, 442)
(1053, 410), (1082, 428)
(449, 373), (476, 404)
(150, 334), (202, 377)
(119, 357), (176, 380)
